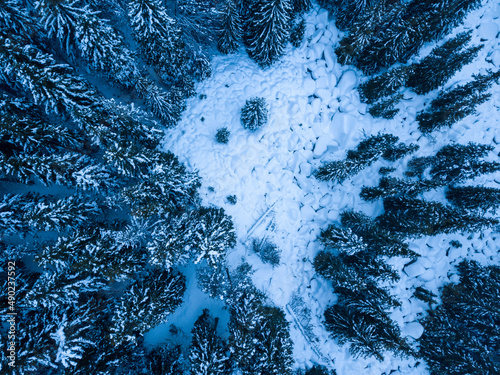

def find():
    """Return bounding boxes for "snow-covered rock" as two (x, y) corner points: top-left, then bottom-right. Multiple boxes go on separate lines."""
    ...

(488, 49), (500, 67)
(313, 135), (330, 157)
(478, 22), (499, 40)
(404, 262), (426, 278)
(337, 70), (358, 96)
(303, 77), (316, 95)
(402, 322), (424, 339)
(317, 9), (329, 25)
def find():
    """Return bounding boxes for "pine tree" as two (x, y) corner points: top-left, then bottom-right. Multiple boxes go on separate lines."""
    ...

(193, 207), (237, 266)
(446, 185), (500, 212)
(147, 344), (185, 375)
(429, 143), (500, 184)
(335, 0), (482, 75)
(36, 0), (139, 87)
(241, 97), (268, 130)
(419, 260), (500, 374)
(358, 66), (411, 104)
(407, 31), (483, 94)
(314, 134), (399, 184)
(0, 193), (100, 237)
(417, 71), (500, 133)
(35, 227), (148, 282)
(128, 0), (189, 81)
(189, 309), (231, 375)
(368, 93), (403, 119)
(244, 0), (292, 67)
(360, 177), (442, 202)
(218, 0), (242, 54)
(110, 268), (186, 345)
(377, 196), (499, 236)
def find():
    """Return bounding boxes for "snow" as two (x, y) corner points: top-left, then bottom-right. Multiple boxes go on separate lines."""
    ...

(157, 2), (500, 374)
(401, 322), (425, 340)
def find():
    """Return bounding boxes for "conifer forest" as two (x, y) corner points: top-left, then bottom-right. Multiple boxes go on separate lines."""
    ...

(1, 0), (500, 374)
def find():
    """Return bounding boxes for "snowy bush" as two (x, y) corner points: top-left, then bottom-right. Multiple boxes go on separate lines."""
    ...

(241, 97), (268, 130)
(252, 238), (281, 266)
(216, 127), (230, 144)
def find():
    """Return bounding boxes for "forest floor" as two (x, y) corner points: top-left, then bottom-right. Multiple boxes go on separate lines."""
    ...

(146, 2), (500, 374)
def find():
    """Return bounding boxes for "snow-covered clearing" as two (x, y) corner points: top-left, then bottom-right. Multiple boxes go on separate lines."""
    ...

(149, 2), (500, 374)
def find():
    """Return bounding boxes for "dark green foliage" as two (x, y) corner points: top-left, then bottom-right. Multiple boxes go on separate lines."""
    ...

(377, 197), (499, 236)
(405, 143), (500, 184)
(417, 71), (500, 133)
(147, 345), (184, 375)
(324, 287), (413, 360)
(292, 0), (312, 15)
(226, 194), (237, 204)
(189, 309), (231, 375)
(429, 143), (500, 183)
(314, 159), (366, 184)
(229, 294), (294, 375)
(412, 286), (437, 306)
(314, 210), (417, 360)
(244, 0), (292, 67)
(358, 31), (483, 104)
(379, 166), (396, 176)
(110, 268), (186, 345)
(290, 18), (306, 48)
(381, 142), (419, 162)
(335, 0), (482, 75)
(315, 134), (406, 183)
(446, 185), (500, 212)
(322, 0), (383, 31)
(407, 31), (483, 94)
(358, 66), (411, 104)
(148, 207), (236, 268)
(419, 260), (500, 375)
(368, 94), (402, 119)
(216, 127), (231, 144)
(305, 364), (337, 375)
(218, 0), (242, 54)
(360, 177), (441, 202)
(241, 97), (268, 130)
(252, 238), (281, 266)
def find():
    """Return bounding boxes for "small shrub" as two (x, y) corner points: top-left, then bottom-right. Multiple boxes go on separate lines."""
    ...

(215, 127), (230, 144)
(241, 97), (268, 130)
(226, 195), (237, 204)
(252, 238), (280, 266)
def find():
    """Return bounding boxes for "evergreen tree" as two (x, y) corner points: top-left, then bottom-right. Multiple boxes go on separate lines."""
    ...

(335, 0), (482, 74)
(193, 207), (237, 266)
(377, 196), (499, 236)
(128, 0), (190, 82)
(358, 66), (411, 104)
(35, 227), (148, 282)
(446, 185), (500, 212)
(147, 344), (185, 375)
(429, 143), (500, 184)
(360, 177), (441, 202)
(0, 193), (100, 237)
(368, 93), (403, 119)
(189, 309), (231, 375)
(314, 134), (402, 184)
(244, 0), (292, 67)
(241, 97), (268, 130)
(417, 71), (500, 133)
(407, 31), (483, 94)
(110, 268), (186, 345)
(218, 0), (242, 54)
(419, 260), (500, 374)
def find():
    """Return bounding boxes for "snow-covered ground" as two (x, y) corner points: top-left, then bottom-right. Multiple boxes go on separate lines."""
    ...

(149, 2), (500, 374)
